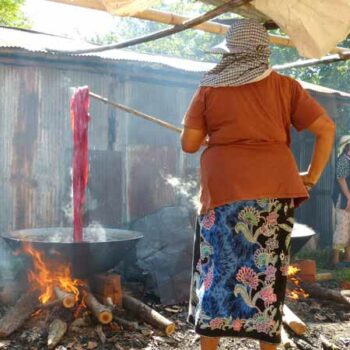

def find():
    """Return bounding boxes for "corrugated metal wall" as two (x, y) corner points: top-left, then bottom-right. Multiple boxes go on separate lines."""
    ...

(0, 53), (346, 251)
(0, 56), (197, 237)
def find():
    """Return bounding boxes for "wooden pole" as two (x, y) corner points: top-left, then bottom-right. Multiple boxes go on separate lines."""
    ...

(273, 52), (350, 70)
(123, 294), (175, 335)
(47, 0), (253, 54)
(89, 91), (182, 134)
(46, 0), (348, 55)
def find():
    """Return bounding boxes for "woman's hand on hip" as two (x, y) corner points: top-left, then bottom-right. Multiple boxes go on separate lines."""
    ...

(300, 172), (315, 191)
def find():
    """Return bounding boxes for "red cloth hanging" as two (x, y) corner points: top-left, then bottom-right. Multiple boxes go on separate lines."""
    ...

(70, 87), (90, 242)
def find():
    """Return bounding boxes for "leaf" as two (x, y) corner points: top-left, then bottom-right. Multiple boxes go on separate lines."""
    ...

(234, 285), (254, 308)
(278, 223), (293, 233)
(235, 222), (256, 243)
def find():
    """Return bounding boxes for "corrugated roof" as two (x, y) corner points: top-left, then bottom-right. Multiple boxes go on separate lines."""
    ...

(0, 26), (214, 73)
(1, 26), (349, 100)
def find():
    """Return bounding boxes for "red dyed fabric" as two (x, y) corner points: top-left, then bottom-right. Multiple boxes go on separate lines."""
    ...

(70, 87), (90, 242)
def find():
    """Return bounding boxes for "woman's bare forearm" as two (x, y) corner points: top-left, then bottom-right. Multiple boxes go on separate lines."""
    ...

(307, 130), (335, 184)
(305, 115), (336, 185)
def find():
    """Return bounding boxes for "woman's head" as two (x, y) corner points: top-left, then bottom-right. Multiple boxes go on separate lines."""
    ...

(210, 19), (270, 56)
(338, 135), (350, 156)
(201, 19), (271, 87)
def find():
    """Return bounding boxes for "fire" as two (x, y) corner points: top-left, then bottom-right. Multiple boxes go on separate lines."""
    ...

(23, 243), (85, 304)
(287, 265), (309, 300)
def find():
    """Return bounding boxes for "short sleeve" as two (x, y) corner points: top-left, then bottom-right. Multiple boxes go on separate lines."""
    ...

(182, 88), (207, 130)
(291, 80), (326, 132)
(336, 155), (350, 179)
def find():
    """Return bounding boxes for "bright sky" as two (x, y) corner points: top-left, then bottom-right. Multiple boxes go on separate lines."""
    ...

(23, 0), (116, 39)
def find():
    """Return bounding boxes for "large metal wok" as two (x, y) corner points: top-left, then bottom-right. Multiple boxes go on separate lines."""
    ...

(1, 227), (143, 278)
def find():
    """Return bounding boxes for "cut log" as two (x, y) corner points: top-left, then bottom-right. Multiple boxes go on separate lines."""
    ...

(282, 304), (308, 336)
(54, 287), (76, 309)
(84, 292), (113, 324)
(0, 291), (39, 337)
(122, 294), (175, 336)
(47, 318), (67, 349)
(301, 282), (350, 306)
(281, 326), (296, 348)
(114, 315), (139, 330)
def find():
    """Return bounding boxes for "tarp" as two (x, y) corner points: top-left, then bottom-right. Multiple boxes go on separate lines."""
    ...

(252, 0), (350, 58)
(101, 0), (350, 58)
(102, 0), (160, 16)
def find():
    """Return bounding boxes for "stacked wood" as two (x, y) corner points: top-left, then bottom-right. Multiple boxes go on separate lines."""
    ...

(0, 291), (39, 337)
(47, 318), (67, 349)
(54, 287), (76, 309)
(282, 304), (308, 335)
(122, 294), (175, 336)
(84, 292), (113, 324)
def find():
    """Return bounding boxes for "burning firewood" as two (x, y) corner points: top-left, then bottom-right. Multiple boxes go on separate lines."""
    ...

(122, 294), (175, 336)
(0, 291), (39, 337)
(84, 292), (113, 324)
(54, 287), (76, 309)
(282, 304), (308, 336)
(47, 318), (67, 349)
(301, 282), (350, 306)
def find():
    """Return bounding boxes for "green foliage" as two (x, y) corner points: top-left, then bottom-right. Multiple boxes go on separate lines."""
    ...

(89, 0), (226, 62)
(91, 1), (349, 133)
(332, 268), (350, 282)
(294, 248), (332, 270)
(0, 0), (31, 28)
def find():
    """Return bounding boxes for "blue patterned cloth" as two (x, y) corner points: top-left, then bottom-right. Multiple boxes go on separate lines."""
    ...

(188, 198), (294, 344)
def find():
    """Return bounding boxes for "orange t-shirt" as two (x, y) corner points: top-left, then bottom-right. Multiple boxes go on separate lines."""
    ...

(183, 71), (326, 214)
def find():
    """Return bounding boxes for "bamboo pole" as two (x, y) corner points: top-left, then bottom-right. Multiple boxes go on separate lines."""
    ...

(47, 0), (348, 55)
(89, 92), (182, 134)
(273, 52), (350, 71)
(48, 0), (253, 54)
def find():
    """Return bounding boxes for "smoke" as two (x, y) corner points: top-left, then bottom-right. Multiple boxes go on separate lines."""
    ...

(163, 174), (200, 211)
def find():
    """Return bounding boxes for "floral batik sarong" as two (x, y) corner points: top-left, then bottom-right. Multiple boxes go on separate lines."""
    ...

(188, 198), (294, 344)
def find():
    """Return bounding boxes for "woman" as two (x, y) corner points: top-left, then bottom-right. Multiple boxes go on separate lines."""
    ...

(332, 135), (350, 268)
(181, 19), (335, 350)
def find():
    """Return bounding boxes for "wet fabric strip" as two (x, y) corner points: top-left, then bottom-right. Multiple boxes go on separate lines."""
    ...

(188, 198), (294, 344)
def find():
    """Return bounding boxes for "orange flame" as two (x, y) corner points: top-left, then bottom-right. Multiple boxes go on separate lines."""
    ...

(23, 243), (85, 304)
(287, 265), (309, 300)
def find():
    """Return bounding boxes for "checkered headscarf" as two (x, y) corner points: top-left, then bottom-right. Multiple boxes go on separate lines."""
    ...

(200, 19), (271, 87)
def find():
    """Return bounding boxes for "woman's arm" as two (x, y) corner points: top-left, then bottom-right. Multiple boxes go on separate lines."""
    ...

(300, 113), (336, 189)
(181, 127), (207, 153)
(338, 178), (350, 210)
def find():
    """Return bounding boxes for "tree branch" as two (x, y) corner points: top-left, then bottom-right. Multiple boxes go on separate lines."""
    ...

(47, 0), (253, 54)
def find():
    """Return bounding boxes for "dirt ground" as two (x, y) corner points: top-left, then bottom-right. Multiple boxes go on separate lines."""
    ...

(1, 290), (350, 350)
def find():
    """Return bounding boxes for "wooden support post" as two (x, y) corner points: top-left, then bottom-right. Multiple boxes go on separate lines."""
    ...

(54, 287), (76, 309)
(84, 292), (113, 324)
(122, 294), (175, 336)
